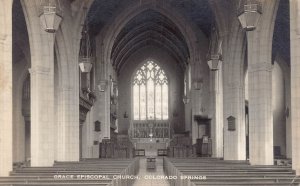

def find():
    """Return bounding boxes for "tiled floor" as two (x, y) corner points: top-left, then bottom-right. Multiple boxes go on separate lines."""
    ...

(132, 157), (171, 186)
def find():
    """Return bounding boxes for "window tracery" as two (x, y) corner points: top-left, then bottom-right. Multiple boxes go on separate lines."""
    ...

(133, 61), (168, 120)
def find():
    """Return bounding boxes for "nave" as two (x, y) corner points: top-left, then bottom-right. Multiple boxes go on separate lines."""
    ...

(0, 157), (300, 186)
(2, 0), (300, 185)
(132, 157), (170, 186)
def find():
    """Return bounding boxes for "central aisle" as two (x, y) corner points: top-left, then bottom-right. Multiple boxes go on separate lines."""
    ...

(132, 157), (171, 186)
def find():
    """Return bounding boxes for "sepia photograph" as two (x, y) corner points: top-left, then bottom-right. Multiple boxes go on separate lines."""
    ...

(0, 0), (299, 185)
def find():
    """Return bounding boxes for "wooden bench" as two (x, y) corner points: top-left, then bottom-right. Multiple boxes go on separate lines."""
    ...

(0, 158), (139, 186)
(163, 157), (300, 186)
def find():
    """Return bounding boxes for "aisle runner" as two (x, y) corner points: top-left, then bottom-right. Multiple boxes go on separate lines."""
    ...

(132, 157), (170, 186)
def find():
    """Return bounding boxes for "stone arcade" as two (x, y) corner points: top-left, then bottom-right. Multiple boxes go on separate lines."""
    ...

(0, 0), (300, 185)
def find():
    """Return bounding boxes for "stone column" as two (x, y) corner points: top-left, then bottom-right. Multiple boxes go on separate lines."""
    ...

(290, 0), (300, 174)
(209, 0), (247, 160)
(246, 0), (279, 165)
(222, 25), (246, 161)
(21, 0), (57, 166)
(96, 45), (111, 139)
(210, 67), (223, 158)
(56, 87), (79, 161)
(0, 0), (13, 176)
(247, 39), (273, 165)
(223, 84), (246, 160)
(30, 62), (55, 166)
(52, 0), (89, 161)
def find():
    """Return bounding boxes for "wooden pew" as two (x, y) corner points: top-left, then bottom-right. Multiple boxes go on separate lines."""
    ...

(163, 157), (300, 186)
(0, 158), (139, 186)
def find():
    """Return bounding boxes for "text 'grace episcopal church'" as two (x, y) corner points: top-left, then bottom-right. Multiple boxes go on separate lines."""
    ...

(1, 0), (300, 185)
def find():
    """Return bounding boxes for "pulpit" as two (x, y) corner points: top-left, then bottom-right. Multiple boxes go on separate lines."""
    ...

(194, 115), (212, 157)
(196, 136), (212, 157)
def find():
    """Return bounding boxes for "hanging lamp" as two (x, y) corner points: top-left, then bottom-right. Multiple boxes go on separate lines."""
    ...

(79, 8), (93, 73)
(237, 0), (262, 31)
(207, 25), (222, 71)
(39, 0), (62, 33)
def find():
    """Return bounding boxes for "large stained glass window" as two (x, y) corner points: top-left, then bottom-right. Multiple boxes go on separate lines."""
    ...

(133, 61), (168, 120)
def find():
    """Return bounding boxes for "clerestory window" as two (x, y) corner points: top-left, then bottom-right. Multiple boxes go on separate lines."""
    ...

(133, 61), (168, 120)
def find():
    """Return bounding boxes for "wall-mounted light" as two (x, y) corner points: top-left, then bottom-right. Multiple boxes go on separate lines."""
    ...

(193, 79), (203, 90)
(98, 80), (107, 92)
(183, 95), (190, 104)
(111, 95), (117, 105)
(124, 111), (128, 118)
(207, 54), (222, 71)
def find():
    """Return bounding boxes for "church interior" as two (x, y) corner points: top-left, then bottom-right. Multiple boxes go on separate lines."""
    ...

(1, 0), (300, 185)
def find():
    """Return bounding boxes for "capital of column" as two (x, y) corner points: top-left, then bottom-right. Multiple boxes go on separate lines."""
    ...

(248, 63), (272, 73)
(29, 66), (51, 75)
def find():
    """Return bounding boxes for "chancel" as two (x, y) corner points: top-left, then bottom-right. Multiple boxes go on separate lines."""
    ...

(1, 0), (300, 185)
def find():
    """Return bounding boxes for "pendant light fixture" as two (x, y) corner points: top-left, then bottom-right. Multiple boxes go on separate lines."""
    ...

(207, 24), (222, 71)
(39, 0), (62, 33)
(237, 0), (262, 31)
(79, 8), (93, 73)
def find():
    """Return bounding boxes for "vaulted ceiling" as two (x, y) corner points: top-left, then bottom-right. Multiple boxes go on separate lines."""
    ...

(110, 10), (190, 72)
(11, 0), (290, 69)
(87, 0), (214, 72)
(87, 0), (213, 36)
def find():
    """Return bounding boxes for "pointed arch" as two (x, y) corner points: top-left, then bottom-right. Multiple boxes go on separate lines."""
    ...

(132, 60), (168, 121)
(100, 2), (202, 70)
